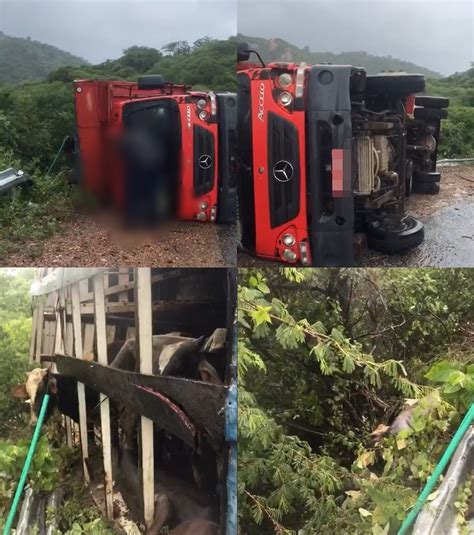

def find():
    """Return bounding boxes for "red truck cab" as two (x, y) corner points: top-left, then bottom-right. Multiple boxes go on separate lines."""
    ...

(237, 43), (448, 266)
(73, 76), (222, 223)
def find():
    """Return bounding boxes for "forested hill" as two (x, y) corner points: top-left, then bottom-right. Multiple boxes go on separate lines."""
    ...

(238, 34), (442, 78)
(0, 32), (87, 84)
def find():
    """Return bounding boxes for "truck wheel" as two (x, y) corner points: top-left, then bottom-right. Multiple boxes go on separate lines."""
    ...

(366, 73), (425, 96)
(414, 96), (449, 108)
(414, 107), (448, 120)
(412, 182), (440, 195)
(367, 216), (424, 253)
(413, 171), (441, 183)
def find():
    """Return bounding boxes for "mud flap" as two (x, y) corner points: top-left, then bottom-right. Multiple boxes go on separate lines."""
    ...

(306, 66), (357, 266)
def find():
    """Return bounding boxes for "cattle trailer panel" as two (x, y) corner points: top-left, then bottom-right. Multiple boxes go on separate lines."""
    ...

(30, 267), (236, 534)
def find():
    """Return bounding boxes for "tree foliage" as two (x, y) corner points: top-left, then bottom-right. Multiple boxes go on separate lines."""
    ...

(0, 270), (34, 435)
(238, 268), (474, 534)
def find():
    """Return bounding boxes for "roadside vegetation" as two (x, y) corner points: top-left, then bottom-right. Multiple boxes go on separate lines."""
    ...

(425, 67), (474, 158)
(0, 269), (114, 533)
(238, 268), (474, 535)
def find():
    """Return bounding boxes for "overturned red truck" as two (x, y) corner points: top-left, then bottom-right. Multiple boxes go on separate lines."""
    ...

(73, 75), (236, 224)
(237, 43), (449, 266)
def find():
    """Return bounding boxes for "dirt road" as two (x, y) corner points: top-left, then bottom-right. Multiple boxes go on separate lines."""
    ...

(238, 166), (474, 268)
(6, 213), (236, 267)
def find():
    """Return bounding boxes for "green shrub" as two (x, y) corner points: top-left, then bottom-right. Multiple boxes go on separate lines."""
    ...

(438, 106), (474, 158)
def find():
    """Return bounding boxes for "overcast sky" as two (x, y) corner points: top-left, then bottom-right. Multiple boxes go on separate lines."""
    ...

(0, 0), (471, 74)
(0, 0), (237, 63)
(238, 0), (473, 75)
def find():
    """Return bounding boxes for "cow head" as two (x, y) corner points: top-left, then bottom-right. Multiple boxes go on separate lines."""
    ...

(11, 368), (57, 424)
(161, 336), (223, 385)
(368, 423), (391, 445)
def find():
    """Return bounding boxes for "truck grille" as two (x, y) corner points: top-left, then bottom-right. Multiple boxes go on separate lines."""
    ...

(268, 112), (300, 228)
(193, 125), (215, 196)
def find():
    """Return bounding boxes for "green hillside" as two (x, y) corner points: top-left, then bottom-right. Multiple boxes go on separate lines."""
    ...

(426, 66), (474, 106)
(238, 34), (442, 78)
(0, 32), (87, 84)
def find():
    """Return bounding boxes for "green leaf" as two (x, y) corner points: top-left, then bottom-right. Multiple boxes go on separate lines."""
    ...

(250, 306), (272, 327)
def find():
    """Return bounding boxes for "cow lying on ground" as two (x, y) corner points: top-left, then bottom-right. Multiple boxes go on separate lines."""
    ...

(114, 447), (220, 535)
(369, 397), (441, 445)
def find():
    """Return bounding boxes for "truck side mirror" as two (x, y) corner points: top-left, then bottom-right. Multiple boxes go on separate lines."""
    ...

(237, 42), (251, 62)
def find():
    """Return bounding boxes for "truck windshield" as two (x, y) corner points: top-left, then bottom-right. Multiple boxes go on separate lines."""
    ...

(121, 98), (181, 222)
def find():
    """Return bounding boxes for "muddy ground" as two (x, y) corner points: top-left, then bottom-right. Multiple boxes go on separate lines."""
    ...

(238, 166), (474, 268)
(6, 211), (236, 267)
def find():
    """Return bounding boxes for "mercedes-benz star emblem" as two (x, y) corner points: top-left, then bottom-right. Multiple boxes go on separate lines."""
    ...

(273, 160), (294, 183)
(198, 154), (213, 170)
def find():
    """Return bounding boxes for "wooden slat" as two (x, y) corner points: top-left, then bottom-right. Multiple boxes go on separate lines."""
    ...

(136, 268), (154, 528)
(77, 300), (215, 315)
(29, 306), (38, 363)
(50, 290), (72, 447)
(78, 270), (180, 303)
(93, 273), (114, 519)
(30, 268), (104, 296)
(106, 325), (116, 344)
(54, 291), (65, 357)
(71, 282), (90, 483)
(83, 323), (95, 357)
(35, 299), (44, 363)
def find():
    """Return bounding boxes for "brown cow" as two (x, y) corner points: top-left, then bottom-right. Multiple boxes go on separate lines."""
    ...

(116, 448), (218, 534)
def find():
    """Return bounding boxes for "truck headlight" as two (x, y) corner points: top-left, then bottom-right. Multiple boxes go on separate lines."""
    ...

(278, 73), (293, 88)
(279, 91), (293, 107)
(282, 233), (296, 246)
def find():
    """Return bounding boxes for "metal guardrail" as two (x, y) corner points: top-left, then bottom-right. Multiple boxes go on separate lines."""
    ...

(413, 426), (474, 535)
(438, 158), (474, 167)
(0, 167), (32, 194)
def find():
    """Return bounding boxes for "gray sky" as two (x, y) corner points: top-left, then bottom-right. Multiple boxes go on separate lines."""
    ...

(0, 0), (237, 63)
(1, 0), (471, 74)
(238, 0), (473, 75)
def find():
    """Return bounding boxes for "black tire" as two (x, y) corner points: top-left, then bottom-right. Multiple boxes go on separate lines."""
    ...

(415, 96), (449, 109)
(367, 216), (424, 253)
(414, 107), (448, 120)
(366, 73), (425, 96)
(413, 171), (441, 183)
(137, 74), (165, 89)
(412, 182), (440, 195)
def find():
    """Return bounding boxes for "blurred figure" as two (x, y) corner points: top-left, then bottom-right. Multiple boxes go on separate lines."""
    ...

(121, 103), (179, 226)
